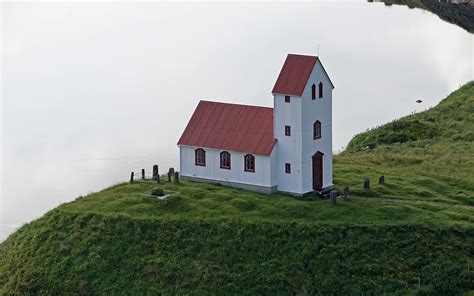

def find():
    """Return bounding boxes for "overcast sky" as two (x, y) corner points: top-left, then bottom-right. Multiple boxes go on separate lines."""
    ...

(1, 1), (472, 239)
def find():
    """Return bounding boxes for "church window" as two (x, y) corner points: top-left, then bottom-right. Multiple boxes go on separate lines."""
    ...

(313, 121), (321, 139)
(195, 148), (206, 166)
(244, 154), (255, 172)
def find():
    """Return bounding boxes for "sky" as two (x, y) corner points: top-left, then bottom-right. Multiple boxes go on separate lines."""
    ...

(1, 1), (472, 240)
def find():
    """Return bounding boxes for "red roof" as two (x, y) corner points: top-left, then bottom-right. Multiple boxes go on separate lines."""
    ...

(272, 54), (318, 96)
(177, 101), (276, 156)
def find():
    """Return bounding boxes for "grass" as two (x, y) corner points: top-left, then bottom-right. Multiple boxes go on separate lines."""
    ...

(0, 82), (473, 294)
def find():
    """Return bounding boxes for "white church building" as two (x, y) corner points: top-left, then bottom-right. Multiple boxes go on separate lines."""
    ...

(177, 54), (334, 196)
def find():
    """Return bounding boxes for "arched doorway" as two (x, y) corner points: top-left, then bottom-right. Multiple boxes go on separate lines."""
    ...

(312, 151), (324, 190)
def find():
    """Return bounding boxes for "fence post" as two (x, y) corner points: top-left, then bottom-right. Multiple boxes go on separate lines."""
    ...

(378, 175), (385, 185)
(330, 190), (337, 205)
(130, 172), (134, 184)
(174, 172), (180, 184)
(364, 178), (370, 189)
(344, 186), (349, 200)
(141, 169), (145, 180)
(153, 165), (159, 180)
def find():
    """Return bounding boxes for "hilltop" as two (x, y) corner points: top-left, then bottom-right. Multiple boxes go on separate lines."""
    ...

(371, 0), (474, 33)
(1, 83), (473, 294)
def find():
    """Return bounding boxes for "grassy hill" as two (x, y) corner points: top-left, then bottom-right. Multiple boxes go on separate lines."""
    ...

(1, 83), (473, 294)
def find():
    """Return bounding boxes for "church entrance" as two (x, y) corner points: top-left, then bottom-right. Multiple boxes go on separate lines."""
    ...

(312, 151), (323, 190)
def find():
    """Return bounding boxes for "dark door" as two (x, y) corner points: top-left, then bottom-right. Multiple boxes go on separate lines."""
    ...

(312, 151), (323, 190)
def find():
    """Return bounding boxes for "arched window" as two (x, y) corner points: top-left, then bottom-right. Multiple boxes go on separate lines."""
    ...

(318, 82), (323, 98)
(195, 148), (206, 166)
(244, 154), (255, 172)
(313, 121), (321, 139)
(220, 151), (231, 169)
(311, 84), (316, 100)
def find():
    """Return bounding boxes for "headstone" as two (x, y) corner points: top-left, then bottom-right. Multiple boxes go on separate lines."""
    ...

(174, 172), (180, 184)
(141, 169), (145, 180)
(378, 175), (385, 185)
(152, 165), (159, 180)
(330, 190), (337, 205)
(130, 172), (134, 184)
(167, 172), (171, 182)
(364, 178), (370, 189)
(169, 167), (175, 175)
(343, 186), (349, 200)
(156, 174), (160, 183)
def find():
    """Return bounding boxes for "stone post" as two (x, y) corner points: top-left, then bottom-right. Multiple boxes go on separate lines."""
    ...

(364, 178), (370, 189)
(141, 169), (145, 180)
(343, 186), (349, 200)
(152, 165), (159, 180)
(130, 172), (134, 184)
(330, 190), (337, 205)
(174, 172), (180, 184)
(378, 175), (385, 185)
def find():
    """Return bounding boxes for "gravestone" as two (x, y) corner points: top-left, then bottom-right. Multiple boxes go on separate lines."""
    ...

(152, 165), (159, 180)
(364, 178), (370, 189)
(174, 172), (180, 184)
(343, 186), (349, 200)
(378, 175), (385, 185)
(330, 190), (337, 205)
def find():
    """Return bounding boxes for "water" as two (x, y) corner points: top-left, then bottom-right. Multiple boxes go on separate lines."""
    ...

(1, 1), (472, 241)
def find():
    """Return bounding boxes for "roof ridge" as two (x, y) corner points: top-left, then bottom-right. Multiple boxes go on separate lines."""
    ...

(199, 100), (273, 110)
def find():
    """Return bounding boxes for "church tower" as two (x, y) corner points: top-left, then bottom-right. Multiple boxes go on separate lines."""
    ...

(272, 54), (334, 195)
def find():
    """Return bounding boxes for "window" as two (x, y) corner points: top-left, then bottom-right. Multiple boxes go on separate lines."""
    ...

(195, 148), (206, 166)
(285, 163), (291, 174)
(312, 84), (316, 100)
(313, 120), (321, 139)
(285, 95), (290, 103)
(220, 151), (231, 169)
(285, 125), (291, 136)
(318, 82), (323, 98)
(244, 154), (255, 172)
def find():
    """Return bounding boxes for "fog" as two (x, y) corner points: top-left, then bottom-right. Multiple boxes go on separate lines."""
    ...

(1, 1), (472, 240)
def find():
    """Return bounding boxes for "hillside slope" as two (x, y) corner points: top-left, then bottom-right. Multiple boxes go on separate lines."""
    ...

(1, 83), (473, 294)
(371, 0), (474, 33)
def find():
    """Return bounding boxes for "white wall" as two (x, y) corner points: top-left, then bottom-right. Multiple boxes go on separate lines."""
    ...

(179, 146), (277, 188)
(300, 60), (333, 191)
(273, 60), (333, 194)
(273, 95), (304, 193)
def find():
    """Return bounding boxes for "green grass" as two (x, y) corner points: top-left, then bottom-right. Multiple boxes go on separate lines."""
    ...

(1, 82), (473, 294)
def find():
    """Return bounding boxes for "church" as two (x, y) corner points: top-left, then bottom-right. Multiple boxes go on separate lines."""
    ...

(177, 54), (334, 196)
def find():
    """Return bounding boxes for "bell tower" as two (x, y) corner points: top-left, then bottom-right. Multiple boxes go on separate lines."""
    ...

(272, 54), (334, 195)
